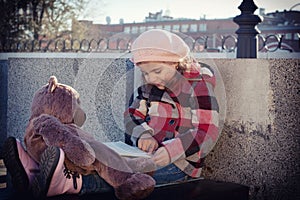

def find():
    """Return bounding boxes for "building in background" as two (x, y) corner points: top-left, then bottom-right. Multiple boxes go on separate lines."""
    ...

(73, 9), (300, 52)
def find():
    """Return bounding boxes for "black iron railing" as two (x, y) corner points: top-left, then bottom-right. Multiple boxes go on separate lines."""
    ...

(0, 34), (295, 53)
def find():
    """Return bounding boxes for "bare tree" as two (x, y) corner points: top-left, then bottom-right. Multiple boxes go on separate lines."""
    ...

(0, 0), (87, 45)
(0, 0), (26, 43)
(41, 0), (86, 39)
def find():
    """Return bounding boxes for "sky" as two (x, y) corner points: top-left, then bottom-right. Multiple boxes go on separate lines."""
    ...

(80, 0), (300, 24)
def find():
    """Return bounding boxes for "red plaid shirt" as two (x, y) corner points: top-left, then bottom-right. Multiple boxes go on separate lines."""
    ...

(124, 63), (219, 177)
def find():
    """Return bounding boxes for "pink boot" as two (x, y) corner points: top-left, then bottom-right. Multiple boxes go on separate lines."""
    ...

(31, 146), (82, 198)
(2, 136), (39, 192)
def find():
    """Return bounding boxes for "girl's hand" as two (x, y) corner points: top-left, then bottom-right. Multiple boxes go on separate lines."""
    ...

(138, 133), (158, 153)
(152, 147), (171, 167)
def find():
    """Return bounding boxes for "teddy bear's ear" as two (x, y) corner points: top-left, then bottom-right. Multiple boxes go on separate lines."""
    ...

(48, 76), (58, 93)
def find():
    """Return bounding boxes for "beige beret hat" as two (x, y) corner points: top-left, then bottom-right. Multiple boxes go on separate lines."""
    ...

(131, 29), (190, 64)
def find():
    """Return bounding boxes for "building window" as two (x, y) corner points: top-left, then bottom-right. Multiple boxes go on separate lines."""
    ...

(147, 26), (154, 30)
(199, 24), (207, 32)
(294, 33), (300, 40)
(131, 26), (138, 34)
(139, 26), (146, 33)
(190, 24), (198, 32)
(124, 27), (130, 33)
(172, 24), (180, 32)
(181, 24), (189, 32)
(164, 25), (171, 31)
(155, 25), (163, 30)
(284, 33), (292, 40)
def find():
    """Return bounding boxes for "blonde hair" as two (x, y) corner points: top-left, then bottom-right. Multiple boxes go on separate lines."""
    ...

(177, 54), (200, 74)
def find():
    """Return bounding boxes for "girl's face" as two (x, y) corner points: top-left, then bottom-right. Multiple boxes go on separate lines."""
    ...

(137, 61), (178, 90)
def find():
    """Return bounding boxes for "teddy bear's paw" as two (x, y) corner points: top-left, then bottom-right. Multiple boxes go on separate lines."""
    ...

(63, 139), (96, 167)
(114, 173), (155, 200)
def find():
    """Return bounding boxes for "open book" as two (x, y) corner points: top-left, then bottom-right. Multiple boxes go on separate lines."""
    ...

(103, 141), (152, 158)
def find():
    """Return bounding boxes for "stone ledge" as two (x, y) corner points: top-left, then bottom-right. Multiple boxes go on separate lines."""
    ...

(2, 178), (249, 200)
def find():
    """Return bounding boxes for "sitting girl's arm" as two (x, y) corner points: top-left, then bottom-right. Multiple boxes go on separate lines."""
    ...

(162, 67), (220, 163)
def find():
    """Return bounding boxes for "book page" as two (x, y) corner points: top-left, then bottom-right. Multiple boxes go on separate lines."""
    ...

(103, 141), (152, 158)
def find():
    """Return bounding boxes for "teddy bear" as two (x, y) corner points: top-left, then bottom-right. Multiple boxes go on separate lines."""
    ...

(21, 75), (156, 200)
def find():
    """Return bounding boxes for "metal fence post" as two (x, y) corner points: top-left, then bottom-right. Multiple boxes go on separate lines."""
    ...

(233, 0), (262, 58)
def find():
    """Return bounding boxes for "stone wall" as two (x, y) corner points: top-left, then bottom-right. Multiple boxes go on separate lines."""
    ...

(0, 54), (299, 199)
(2, 54), (130, 143)
(201, 59), (300, 200)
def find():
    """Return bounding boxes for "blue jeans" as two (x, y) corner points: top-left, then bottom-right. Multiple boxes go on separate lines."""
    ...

(80, 174), (113, 195)
(79, 164), (190, 194)
(152, 164), (189, 185)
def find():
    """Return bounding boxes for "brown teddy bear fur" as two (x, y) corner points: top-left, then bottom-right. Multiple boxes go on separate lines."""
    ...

(24, 76), (156, 200)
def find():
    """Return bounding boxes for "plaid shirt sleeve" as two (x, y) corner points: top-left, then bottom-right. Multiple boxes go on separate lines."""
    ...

(162, 66), (220, 163)
(124, 87), (154, 146)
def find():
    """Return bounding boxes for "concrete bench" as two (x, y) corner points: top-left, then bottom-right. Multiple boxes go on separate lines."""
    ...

(1, 167), (249, 200)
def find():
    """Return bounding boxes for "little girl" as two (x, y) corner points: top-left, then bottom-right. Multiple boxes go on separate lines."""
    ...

(124, 29), (220, 184)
